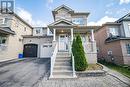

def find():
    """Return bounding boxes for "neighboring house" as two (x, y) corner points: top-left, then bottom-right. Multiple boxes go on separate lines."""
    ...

(0, 13), (33, 62)
(23, 5), (99, 64)
(95, 13), (130, 65)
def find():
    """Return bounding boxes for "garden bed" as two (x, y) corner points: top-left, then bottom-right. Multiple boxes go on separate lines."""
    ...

(76, 63), (106, 77)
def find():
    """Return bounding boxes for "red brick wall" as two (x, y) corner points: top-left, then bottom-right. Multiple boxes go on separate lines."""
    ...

(95, 26), (124, 65)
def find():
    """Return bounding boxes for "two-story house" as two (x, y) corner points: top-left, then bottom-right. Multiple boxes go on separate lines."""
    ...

(23, 5), (98, 63)
(0, 13), (33, 62)
(23, 5), (99, 78)
(95, 13), (130, 65)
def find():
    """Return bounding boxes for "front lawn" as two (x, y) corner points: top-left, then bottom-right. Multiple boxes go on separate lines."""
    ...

(99, 61), (130, 78)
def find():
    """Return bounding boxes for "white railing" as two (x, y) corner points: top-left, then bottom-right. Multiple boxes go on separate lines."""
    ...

(70, 41), (77, 78)
(71, 52), (77, 78)
(49, 43), (58, 78)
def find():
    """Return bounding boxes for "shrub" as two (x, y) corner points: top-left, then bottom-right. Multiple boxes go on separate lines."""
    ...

(72, 34), (88, 71)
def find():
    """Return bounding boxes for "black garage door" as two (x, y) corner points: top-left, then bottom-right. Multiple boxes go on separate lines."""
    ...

(23, 44), (38, 57)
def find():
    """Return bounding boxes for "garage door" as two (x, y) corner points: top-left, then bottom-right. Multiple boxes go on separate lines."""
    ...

(40, 44), (52, 58)
(23, 44), (38, 57)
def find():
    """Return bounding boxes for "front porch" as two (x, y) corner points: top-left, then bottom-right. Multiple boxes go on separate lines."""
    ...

(48, 19), (98, 78)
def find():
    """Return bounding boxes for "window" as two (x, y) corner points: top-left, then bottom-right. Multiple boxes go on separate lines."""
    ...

(0, 19), (4, 24)
(109, 28), (118, 37)
(0, 36), (7, 44)
(108, 50), (112, 55)
(36, 29), (41, 34)
(128, 24), (130, 31)
(24, 27), (26, 31)
(0, 18), (8, 24)
(72, 18), (85, 25)
(126, 44), (130, 54)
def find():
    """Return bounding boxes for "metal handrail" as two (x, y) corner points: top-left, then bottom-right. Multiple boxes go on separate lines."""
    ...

(49, 43), (58, 78)
(71, 41), (77, 78)
(71, 52), (77, 77)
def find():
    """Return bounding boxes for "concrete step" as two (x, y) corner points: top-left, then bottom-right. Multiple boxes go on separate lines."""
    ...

(53, 70), (72, 75)
(57, 52), (69, 55)
(52, 75), (74, 79)
(56, 55), (71, 58)
(55, 61), (71, 66)
(54, 65), (72, 70)
(56, 56), (71, 59)
(55, 59), (71, 62)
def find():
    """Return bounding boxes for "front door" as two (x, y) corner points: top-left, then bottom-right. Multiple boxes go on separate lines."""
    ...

(59, 34), (68, 51)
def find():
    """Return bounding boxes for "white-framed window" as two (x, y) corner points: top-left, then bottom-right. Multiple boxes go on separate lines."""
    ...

(126, 43), (130, 54)
(0, 18), (5, 24)
(108, 28), (118, 37)
(24, 27), (26, 31)
(0, 18), (8, 24)
(0, 36), (7, 44)
(128, 24), (130, 32)
(107, 50), (112, 55)
(72, 18), (85, 25)
(36, 28), (41, 34)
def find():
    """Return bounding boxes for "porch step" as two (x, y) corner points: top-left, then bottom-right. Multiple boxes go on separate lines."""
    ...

(55, 58), (71, 62)
(53, 70), (73, 76)
(54, 65), (72, 70)
(57, 52), (70, 55)
(52, 75), (74, 79)
(56, 55), (71, 58)
(51, 52), (74, 79)
(55, 61), (71, 66)
(56, 56), (71, 59)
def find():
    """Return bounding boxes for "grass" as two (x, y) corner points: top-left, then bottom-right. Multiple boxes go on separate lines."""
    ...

(99, 60), (130, 78)
(86, 64), (103, 70)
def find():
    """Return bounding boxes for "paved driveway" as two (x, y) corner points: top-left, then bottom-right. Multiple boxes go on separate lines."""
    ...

(0, 58), (50, 87)
(0, 58), (129, 87)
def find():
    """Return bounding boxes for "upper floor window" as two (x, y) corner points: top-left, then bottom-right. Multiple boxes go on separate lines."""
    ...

(108, 28), (119, 37)
(24, 27), (26, 31)
(126, 43), (130, 54)
(0, 18), (8, 24)
(72, 18), (85, 25)
(128, 24), (130, 30)
(36, 28), (41, 34)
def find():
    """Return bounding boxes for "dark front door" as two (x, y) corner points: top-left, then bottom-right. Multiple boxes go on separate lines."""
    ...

(23, 44), (38, 57)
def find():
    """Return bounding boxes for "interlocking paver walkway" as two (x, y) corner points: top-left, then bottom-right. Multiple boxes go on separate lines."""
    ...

(36, 75), (129, 87)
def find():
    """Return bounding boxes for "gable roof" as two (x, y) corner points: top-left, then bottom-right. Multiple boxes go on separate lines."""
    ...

(53, 5), (74, 12)
(116, 12), (130, 23)
(48, 19), (76, 26)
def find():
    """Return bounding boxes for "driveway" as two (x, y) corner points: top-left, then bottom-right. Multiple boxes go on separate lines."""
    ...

(0, 59), (130, 87)
(0, 58), (50, 87)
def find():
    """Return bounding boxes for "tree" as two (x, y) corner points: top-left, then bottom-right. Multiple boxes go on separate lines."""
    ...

(72, 34), (88, 71)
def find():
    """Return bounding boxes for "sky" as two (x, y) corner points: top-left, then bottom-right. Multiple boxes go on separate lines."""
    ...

(13, 0), (130, 27)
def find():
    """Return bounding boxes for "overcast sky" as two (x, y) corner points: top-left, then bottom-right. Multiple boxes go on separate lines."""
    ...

(14, 0), (130, 27)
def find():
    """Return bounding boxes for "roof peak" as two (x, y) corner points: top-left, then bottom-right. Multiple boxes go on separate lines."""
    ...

(53, 4), (74, 12)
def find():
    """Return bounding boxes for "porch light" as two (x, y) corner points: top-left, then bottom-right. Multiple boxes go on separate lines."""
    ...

(61, 30), (64, 32)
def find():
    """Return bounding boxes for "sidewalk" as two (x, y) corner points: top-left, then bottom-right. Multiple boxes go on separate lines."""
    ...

(102, 64), (130, 86)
